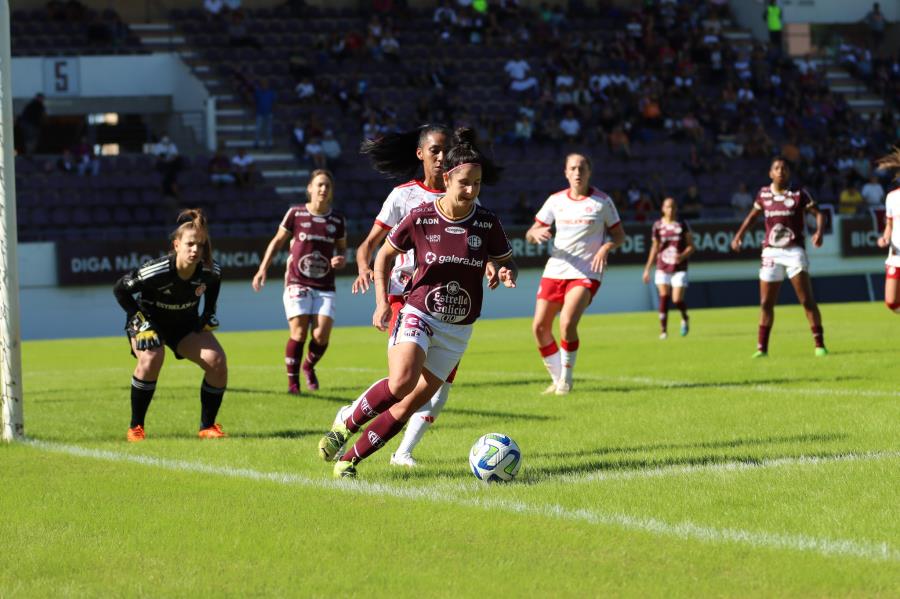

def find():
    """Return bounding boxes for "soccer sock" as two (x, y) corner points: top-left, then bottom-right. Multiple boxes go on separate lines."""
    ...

(658, 295), (669, 332)
(345, 378), (400, 433)
(539, 340), (561, 383)
(811, 325), (825, 348)
(560, 339), (579, 386)
(130, 376), (156, 428)
(200, 379), (226, 429)
(304, 340), (327, 368)
(757, 325), (772, 352)
(395, 382), (451, 456)
(341, 409), (406, 463)
(674, 300), (688, 321)
(285, 338), (302, 388)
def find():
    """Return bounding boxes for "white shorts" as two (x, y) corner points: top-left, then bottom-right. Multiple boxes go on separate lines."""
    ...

(885, 250), (900, 268)
(283, 285), (336, 320)
(389, 305), (473, 381)
(759, 246), (809, 282)
(654, 270), (688, 288)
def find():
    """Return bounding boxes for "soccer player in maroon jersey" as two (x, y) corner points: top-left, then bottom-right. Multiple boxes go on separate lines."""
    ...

(317, 129), (519, 479)
(875, 147), (900, 313)
(113, 209), (227, 441)
(731, 157), (828, 357)
(526, 153), (625, 395)
(642, 197), (695, 339)
(252, 169), (347, 393)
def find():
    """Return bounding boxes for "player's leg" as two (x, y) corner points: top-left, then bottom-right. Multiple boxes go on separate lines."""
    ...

(177, 331), (229, 436)
(788, 271), (826, 354)
(556, 285), (593, 394)
(884, 266), (900, 313)
(756, 281), (780, 356)
(655, 282), (671, 338)
(533, 290), (564, 391)
(302, 293), (335, 391)
(671, 275), (689, 336)
(392, 363), (458, 467)
(286, 315), (310, 394)
(128, 337), (165, 441)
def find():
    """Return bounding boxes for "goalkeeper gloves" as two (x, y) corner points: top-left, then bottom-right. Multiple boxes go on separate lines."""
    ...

(198, 313), (219, 332)
(127, 311), (162, 351)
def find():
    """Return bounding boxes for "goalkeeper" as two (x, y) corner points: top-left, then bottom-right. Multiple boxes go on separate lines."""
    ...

(113, 208), (227, 442)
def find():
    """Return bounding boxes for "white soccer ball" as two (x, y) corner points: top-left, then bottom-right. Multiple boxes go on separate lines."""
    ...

(469, 433), (521, 482)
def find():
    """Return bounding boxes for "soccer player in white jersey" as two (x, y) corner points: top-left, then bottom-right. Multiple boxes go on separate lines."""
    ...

(343, 124), (459, 468)
(876, 147), (900, 313)
(526, 153), (625, 395)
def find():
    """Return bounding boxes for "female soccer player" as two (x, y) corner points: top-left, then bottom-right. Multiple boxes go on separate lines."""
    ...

(876, 147), (900, 313)
(113, 209), (227, 441)
(344, 124), (457, 468)
(318, 129), (518, 478)
(252, 169), (347, 393)
(642, 197), (695, 339)
(730, 156), (827, 357)
(526, 153), (625, 395)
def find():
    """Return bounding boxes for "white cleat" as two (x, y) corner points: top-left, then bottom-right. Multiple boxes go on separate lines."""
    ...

(390, 452), (418, 468)
(330, 404), (352, 459)
(554, 381), (572, 395)
(541, 382), (558, 395)
(659, 332), (668, 340)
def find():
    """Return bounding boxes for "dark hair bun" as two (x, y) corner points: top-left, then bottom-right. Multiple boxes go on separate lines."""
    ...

(454, 127), (477, 146)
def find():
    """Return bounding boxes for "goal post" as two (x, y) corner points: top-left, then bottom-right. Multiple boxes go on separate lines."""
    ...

(0, 0), (24, 442)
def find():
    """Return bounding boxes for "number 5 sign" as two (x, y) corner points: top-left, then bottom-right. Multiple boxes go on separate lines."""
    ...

(42, 57), (80, 96)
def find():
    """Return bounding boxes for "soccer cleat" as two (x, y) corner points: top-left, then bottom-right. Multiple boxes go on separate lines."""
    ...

(390, 452), (418, 468)
(127, 425), (145, 442)
(318, 420), (351, 461)
(333, 458), (358, 479)
(555, 381), (571, 395)
(659, 332), (668, 340)
(198, 423), (227, 438)
(680, 320), (689, 337)
(815, 347), (829, 357)
(301, 360), (319, 391)
(287, 383), (300, 395)
(752, 350), (768, 359)
(540, 382), (558, 395)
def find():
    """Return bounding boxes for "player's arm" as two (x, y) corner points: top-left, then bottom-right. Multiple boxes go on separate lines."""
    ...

(877, 214), (893, 249)
(198, 266), (222, 332)
(372, 239), (402, 331)
(679, 231), (696, 262)
(805, 202), (824, 248)
(591, 222), (625, 273)
(113, 271), (161, 350)
(352, 223), (390, 294)
(642, 237), (660, 284)
(113, 270), (142, 317)
(730, 206), (762, 251)
(525, 220), (552, 244)
(332, 237), (348, 270)
(252, 227), (291, 291)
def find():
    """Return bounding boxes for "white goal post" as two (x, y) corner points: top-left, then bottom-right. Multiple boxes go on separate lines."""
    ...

(0, 0), (24, 442)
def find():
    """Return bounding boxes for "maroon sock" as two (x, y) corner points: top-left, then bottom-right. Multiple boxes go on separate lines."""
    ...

(811, 326), (824, 348)
(285, 338), (302, 387)
(305, 340), (328, 368)
(674, 300), (688, 320)
(341, 410), (406, 463)
(757, 325), (771, 352)
(345, 378), (400, 433)
(658, 296), (669, 332)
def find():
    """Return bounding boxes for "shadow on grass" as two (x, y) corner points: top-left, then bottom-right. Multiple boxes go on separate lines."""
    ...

(575, 375), (863, 395)
(443, 407), (558, 422)
(228, 388), (353, 405)
(228, 429), (321, 440)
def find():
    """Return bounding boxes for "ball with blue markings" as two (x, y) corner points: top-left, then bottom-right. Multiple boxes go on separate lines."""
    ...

(469, 433), (521, 482)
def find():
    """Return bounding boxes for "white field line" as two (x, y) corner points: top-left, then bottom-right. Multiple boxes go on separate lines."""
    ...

(555, 451), (900, 484)
(24, 440), (900, 564)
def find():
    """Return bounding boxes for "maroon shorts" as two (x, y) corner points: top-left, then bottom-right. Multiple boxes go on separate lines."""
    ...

(536, 277), (601, 304)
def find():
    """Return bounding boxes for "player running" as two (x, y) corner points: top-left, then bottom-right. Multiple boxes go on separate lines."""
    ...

(876, 147), (900, 313)
(113, 209), (227, 441)
(730, 156), (827, 357)
(318, 128), (518, 479)
(526, 153), (625, 395)
(252, 169), (347, 394)
(642, 197), (695, 339)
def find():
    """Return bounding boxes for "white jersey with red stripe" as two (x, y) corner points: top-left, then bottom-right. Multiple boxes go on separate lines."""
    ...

(535, 186), (622, 280)
(374, 180), (444, 297)
(886, 188), (900, 267)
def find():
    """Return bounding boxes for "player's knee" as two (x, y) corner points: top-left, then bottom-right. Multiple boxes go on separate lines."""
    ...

(204, 350), (228, 375)
(388, 372), (418, 398)
(137, 348), (165, 372)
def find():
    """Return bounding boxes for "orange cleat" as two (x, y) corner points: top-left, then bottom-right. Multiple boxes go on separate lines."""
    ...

(127, 425), (145, 442)
(198, 423), (227, 439)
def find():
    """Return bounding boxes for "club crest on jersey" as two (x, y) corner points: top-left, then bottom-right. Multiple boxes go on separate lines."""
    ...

(425, 251), (437, 264)
(445, 226), (466, 235)
(195, 283), (206, 296)
(784, 198), (795, 208)
(467, 235), (482, 249)
(326, 224), (336, 233)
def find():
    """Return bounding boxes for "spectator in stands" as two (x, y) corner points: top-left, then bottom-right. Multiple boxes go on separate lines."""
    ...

(513, 114), (533, 144)
(231, 148), (255, 187)
(764, 0), (783, 52)
(295, 77), (316, 101)
(208, 147), (235, 186)
(305, 137), (327, 170)
(321, 130), (342, 165)
(680, 185), (703, 220)
(730, 182), (754, 217)
(154, 136), (183, 198)
(608, 125), (632, 159)
(253, 79), (275, 149)
(227, 11), (261, 50)
(853, 149), (872, 182)
(17, 93), (45, 155)
(558, 109), (581, 143)
(632, 192), (655, 223)
(380, 27), (401, 62)
(838, 179), (864, 215)
(73, 136), (100, 177)
(203, 0), (225, 18)
(863, 3), (887, 50)
(861, 174), (886, 206)
(505, 52), (539, 94)
(55, 149), (76, 174)
(433, 0), (457, 26)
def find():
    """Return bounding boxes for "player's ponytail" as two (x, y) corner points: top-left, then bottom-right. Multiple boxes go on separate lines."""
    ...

(876, 146), (900, 180)
(444, 127), (503, 185)
(171, 208), (213, 267)
(360, 123), (451, 180)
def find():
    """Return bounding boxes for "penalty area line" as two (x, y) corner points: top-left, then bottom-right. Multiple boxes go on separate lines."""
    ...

(23, 439), (900, 564)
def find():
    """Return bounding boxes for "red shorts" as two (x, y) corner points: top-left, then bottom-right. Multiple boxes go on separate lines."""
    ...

(537, 277), (601, 304)
(887, 265), (900, 280)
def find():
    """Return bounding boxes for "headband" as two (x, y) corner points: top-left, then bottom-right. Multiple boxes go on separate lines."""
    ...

(445, 162), (479, 176)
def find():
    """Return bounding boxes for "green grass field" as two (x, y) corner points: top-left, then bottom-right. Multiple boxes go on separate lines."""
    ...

(2, 303), (899, 597)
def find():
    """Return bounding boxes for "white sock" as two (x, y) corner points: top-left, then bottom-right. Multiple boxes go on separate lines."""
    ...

(560, 342), (578, 387)
(395, 382), (451, 456)
(540, 345), (562, 383)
